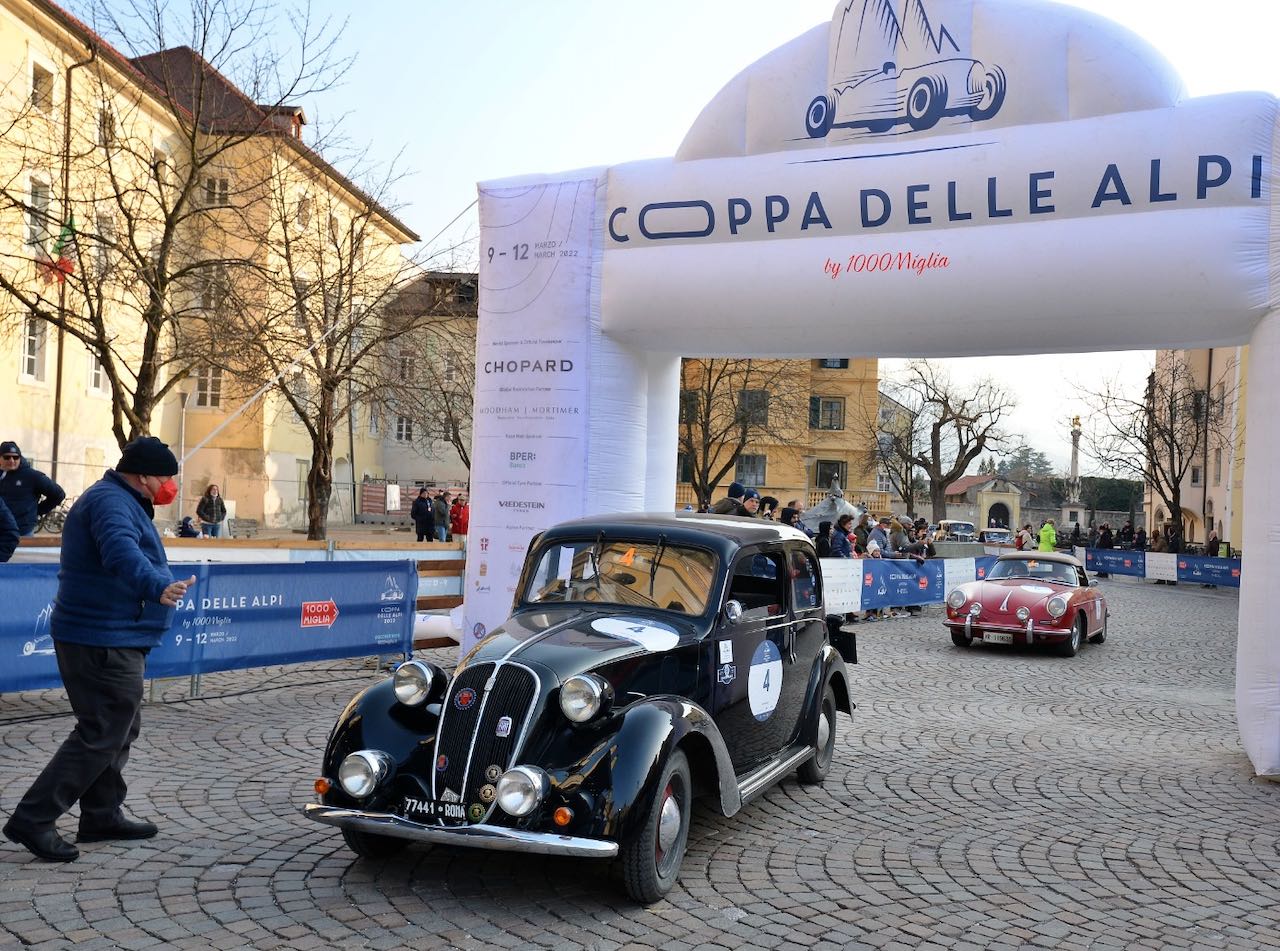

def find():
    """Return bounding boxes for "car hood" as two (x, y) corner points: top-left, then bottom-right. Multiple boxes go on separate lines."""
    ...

(966, 579), (1071, 614)
(460, 606), (704, 683)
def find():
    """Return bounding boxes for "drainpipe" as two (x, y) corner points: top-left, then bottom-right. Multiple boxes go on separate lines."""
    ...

(50, 43), (97, 481)
(1202, 348), (1213, 542)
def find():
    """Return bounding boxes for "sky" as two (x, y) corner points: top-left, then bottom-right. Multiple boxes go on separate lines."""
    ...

(95, 0), (1280, 473)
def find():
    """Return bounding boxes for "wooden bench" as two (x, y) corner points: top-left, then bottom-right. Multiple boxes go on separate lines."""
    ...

(227, 517), (260, 539)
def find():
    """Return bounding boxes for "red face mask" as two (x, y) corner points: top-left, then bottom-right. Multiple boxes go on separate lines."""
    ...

(150, 478), (179, 506)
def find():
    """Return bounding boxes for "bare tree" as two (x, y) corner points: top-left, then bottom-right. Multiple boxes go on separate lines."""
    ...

(1079, 352), (1236, 534)
(865, 390), (924, 513)
(678, 358), (813, 508)
(386, 274), (477, 473)
(874, 360), (1017, 521)
(0, 0), (351, 449)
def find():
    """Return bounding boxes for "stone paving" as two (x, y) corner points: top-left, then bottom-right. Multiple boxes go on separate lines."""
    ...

(2, 578), (1278, 950)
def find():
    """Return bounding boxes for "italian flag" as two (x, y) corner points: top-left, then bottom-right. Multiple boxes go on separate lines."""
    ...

(38, 216), (76, 284)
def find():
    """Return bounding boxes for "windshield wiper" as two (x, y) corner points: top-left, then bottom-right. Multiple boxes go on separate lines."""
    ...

(588, 531), (604, 585)
(649, 534), (668, 596)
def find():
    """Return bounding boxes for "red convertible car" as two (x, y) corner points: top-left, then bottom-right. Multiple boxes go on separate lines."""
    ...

(944, 552), (1108, 657)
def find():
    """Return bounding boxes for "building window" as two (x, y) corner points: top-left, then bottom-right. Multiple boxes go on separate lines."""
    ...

(1213, 448), (1222, 486)
(27, 178), (51, 248)
(328, 214), (340, 245)
(88, 351), (107, 393)
(368, 403), (380, 437)
(292, 279), (311, 328)
(396, 415), (413, 442)
(199, 265), (228, 311)
(195, 366), (223, 408)
(819, 358), (849, 369)
(815, 460), (847, 492)
(1190, 465), (1202, 487)
(676, 452), (694, 484)
(737, 389), (768, 426)
(678, 390), (699, 424)
(443, 352), (459, 382)
(31, 62), (53, 113)
(151, 147), (170, 185)
(456, 282), (477, 305)
(296, 460), (309, 502)
(398, 354), (411, 381)
(295, 194), (312, 229)
(809, 396), (845, 430)
(203, 176), (229, 207)
(97, 107), (115, 147)
(877, 470), (892, 494)
(22, 317), (47, 381)
(735, 453), (766, 486)
(94, 214), (116, 278)
(1191, 391), (1206, 423)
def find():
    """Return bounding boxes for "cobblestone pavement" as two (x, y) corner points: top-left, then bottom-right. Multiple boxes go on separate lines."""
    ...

(2, 578), (1278, 951)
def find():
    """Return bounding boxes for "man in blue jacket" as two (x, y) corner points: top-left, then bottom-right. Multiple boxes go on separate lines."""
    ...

(0, 497), (18, 562)
(0, 441), (66, 536)
(3, 436), (195, 862)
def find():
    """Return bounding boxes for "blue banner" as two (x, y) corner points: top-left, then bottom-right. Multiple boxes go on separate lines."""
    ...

(1176, 555), (1242, 587)
(1, 561), (416, 694)
(1084, 549), (1146, 577)
(860, 558), (946, 608)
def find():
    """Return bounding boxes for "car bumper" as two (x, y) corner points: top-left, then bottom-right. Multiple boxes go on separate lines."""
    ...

(944, 618), (1070, 643)
(302, 803), (619, 859)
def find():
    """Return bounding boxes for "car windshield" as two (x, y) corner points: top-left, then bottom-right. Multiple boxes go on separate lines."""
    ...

(983, 531), (1012, 542)
(523, 539), (717, 615)
(946, 522), (975, 534)
(987, 559), (1078, 585)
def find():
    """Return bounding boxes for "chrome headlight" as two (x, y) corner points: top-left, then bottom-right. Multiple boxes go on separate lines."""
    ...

(337, 749), (393, 798)
(393, 660), (442, 707)
(559, 674), (612, 724)
(496, 765), (549, 817)
(1046, 595), (1069, 619)
(947, 589), (967, 609)
(1016, 606), (1031, 622)
(968, 603), (982, 617)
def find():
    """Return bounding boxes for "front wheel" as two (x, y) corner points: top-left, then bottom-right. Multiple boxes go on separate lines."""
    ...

(621, 749), (691, 903)
(798, 686), (837, 784)
(906, 76), (947, 131)
(805, 95), (835, 138)
(1057, 616), (1085, 657)
(342, 826), (408, 860)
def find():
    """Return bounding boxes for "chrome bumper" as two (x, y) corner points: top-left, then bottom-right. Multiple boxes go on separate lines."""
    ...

(302, 803), (619, 858)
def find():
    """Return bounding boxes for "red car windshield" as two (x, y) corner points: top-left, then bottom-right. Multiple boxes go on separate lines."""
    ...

(988, 559), (1078, 585)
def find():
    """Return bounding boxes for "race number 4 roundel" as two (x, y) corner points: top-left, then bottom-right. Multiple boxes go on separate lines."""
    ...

(748, 640), (783, 722)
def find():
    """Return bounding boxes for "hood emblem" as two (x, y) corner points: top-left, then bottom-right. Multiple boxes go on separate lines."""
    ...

(454, 687), (479, 711)
(495, 716), (513, 738)
(999, 590), (1012, 613)
(441, 788), (460, 803)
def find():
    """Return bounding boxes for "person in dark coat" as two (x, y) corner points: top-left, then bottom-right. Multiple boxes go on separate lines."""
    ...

(177, 516), (201, 538)
(1134, 526), (1147, 551)
(831, 514), (854, 557)
(709, 482), (746, 516)
(0, 497), (19, 562)
(433, 491), (451, 542)
(410, 489), (435, 543)
(814, 521), (833, 558)
(195, 484), (227, 538)
(4, 436), (195, 862)
(1095, 523), (1114, 577)
(0, 441), (66, 536)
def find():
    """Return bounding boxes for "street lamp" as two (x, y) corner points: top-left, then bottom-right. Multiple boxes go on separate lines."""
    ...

(176, 389), (193, 516)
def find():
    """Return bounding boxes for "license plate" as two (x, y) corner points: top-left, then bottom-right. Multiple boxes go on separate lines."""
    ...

(984, 631), (1013, 645)
(399, 797), (467, 822)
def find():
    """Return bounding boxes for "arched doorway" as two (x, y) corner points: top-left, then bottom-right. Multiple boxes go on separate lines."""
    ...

(987, 503), (1010, 529)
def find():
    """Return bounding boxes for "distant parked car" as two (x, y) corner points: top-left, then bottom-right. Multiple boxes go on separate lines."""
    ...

(945, 551), (1108, 657)
(938, 520), (977, 542)
(978, 529), (1013, 546)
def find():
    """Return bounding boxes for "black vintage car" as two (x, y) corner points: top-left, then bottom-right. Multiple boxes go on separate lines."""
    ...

(303, 513), (855, 902)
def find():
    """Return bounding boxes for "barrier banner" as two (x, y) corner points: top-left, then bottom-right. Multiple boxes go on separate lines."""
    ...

(1144, 552), (1179, 583)
(821, 559), (861, 614)
(864, 559), (945, 608)
(1178, 556), (1242, 587)
(1084, 549), (1145, 577)
(1, 561), (415, 695)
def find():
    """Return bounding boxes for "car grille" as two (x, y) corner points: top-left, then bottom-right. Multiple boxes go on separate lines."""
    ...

(431, 662), (539, 824)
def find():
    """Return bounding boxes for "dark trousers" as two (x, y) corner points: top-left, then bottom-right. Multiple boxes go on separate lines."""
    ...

(11, 641), (147, 830)
(415, 524), (433, 543)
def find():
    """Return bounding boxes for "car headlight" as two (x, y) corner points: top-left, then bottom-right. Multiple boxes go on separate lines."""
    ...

(496, 765), (549, 817)
(947, 589), (967, 609)
(559, 674), (612, 724)
(393, 660), (442, 707)
(968, 603), (982, 617)
(1046, 595), (1069, 619)
(337, 749), (393, 798)
(1016, 606), (1031, 622)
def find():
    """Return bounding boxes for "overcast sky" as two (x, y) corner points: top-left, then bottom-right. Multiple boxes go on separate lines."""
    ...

(88, 0), (1280, 474)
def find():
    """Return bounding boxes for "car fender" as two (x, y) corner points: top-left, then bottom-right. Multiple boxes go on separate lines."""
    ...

(577, 698), (740, 842)
(799, 645), (853, 751)
(322, 679), (441, 780)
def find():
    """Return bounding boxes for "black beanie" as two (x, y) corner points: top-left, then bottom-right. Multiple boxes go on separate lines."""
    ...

(117, 436), (179, 476)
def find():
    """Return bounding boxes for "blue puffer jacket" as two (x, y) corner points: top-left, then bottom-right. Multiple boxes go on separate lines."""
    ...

(0, 497), (17, 562)
(0, 459), (65, 534)
(51, 470), (177, 648)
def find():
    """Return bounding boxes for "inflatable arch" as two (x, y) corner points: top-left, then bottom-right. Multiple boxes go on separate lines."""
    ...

(465, 0), (1280, 777)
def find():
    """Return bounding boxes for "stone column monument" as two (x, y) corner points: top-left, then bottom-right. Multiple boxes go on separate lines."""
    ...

(1061, 416), (1084, 531)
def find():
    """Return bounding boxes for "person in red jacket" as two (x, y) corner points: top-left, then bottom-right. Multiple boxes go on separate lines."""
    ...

(450, 496), (469, 538)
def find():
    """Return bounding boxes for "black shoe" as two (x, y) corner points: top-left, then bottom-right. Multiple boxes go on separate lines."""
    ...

(78, 816), (158, 843)
(3, 819), (79, 862)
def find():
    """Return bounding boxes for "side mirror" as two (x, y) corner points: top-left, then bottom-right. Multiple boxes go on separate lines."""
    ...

(1089, 579), (1099, 587)
(723, 600), (744, 624)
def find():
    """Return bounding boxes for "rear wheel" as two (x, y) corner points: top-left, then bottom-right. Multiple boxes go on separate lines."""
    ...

(621, 750), (691, 904)
(798, 686), (837, 784)
(951, 629), (972, 648)
(1058, 616), (1085, 657)
(342, 827), (407, 860)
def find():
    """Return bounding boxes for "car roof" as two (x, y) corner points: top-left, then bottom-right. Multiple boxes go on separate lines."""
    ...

(536, 512), (812, 557)
(995, 550), (1085, 568)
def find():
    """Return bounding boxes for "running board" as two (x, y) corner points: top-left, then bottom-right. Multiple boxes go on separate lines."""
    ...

(737, 745), (814, 804)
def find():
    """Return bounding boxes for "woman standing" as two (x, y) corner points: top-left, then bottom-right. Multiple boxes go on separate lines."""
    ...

(196, 484), (227, 538)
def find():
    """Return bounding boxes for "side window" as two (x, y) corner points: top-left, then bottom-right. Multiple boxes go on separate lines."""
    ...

(790, 548), (821, 612)
(727, 550), (787, 618)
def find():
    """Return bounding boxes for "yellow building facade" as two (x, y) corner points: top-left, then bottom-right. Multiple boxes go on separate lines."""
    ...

(0, 0), (416, 528)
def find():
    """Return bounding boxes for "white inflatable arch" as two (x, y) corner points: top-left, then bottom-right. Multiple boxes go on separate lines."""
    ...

(465, 0), (1280, 777)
